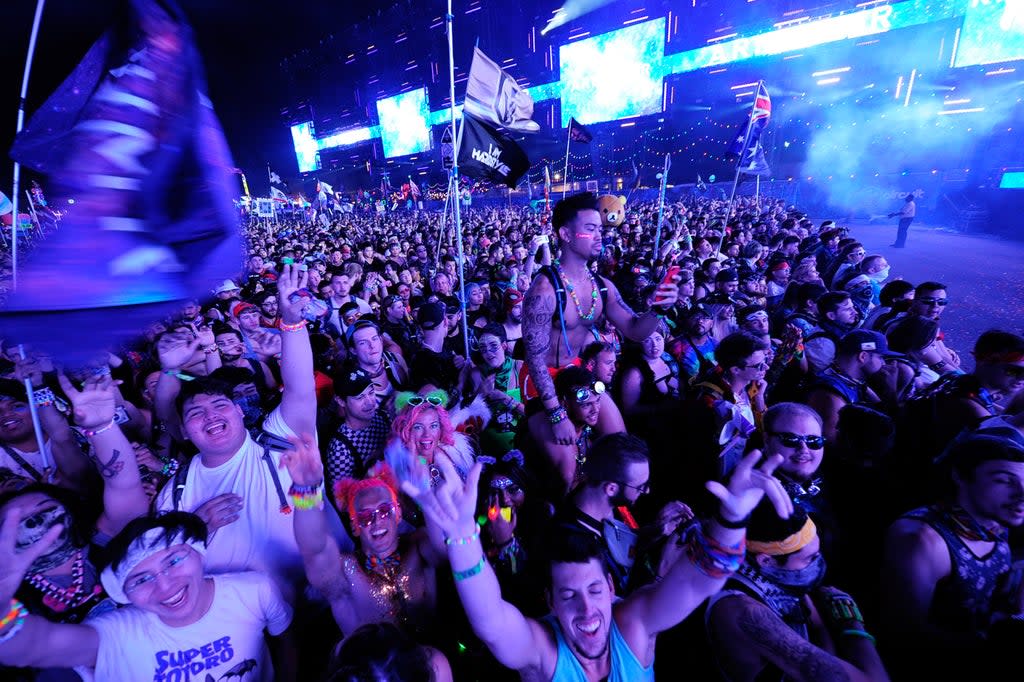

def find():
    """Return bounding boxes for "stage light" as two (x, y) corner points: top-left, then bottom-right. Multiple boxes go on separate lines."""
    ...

(559, 17), (666, 126)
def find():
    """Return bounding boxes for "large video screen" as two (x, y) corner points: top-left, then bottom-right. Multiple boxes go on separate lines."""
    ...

(376, 88), (432, 158)
(559, 17), (666, 127)
(290, 122), (319, 173)
(954, 0), (1024, 67)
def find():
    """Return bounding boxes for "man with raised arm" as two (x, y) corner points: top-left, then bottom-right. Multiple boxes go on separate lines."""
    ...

(522, 193), (679, 445)
(404, 449), (793, 680)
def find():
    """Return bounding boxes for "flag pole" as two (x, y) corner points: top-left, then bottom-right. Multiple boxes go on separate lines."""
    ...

(446, 0), (470, 359)
(653, 153), (670, 258)
(561, 125), (571, 199)
(719, 80), (761, 256)
(10, 0), (48, 291)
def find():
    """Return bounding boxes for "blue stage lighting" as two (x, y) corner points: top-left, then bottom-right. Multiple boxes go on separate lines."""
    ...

(559, 18), (666, 126)
(376, 88), (432, 158)
(954, 0), (1024, 67)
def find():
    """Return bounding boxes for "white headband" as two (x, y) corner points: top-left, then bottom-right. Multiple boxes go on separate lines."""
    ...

(100, 528), (206, 604)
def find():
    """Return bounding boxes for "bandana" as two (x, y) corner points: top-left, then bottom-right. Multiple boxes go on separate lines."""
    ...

(747, 517), (817, 556)
(769, 261), (790, 273)
(100, 529), (207, 604)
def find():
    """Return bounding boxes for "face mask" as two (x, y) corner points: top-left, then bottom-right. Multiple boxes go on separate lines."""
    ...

(868, 267), (890, 283)
(18, 502), (76, 574)
(758, 553), (827, 593)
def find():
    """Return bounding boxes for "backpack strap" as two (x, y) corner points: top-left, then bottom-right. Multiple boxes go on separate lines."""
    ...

(0, 443), (44, 482)
(171, 459), (190, 511)
(536, 266), (572, 359)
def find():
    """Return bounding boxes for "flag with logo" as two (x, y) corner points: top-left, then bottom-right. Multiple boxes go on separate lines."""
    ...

(457, 113), (530, 188)
(270, 186), (289, 203)
(1, 0), (241, 361)
(268, 166), (282, 185)
(464, 47), (539, 133)
(408, 177), (421, 200)
(726, 82), (772, 175)
(568, 117), (593, 144)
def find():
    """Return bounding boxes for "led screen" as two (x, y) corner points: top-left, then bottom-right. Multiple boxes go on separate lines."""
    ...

(376, 88), (432, 158)
(290, 122), (319, 173)
(954, 0), (1024, 67)
(559, 18), (666, 126)
(999, 171), (1024, 189)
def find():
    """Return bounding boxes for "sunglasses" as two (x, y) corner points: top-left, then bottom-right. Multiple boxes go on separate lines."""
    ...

(573, 381), (606, 404)
(618, 480), (650, 495)
(769, 431), (826, 450)
(744, 361), (769, 371)
(407, 395), (444, 407)
(916, 298), (949, 307)
(355, 503), (396, 528)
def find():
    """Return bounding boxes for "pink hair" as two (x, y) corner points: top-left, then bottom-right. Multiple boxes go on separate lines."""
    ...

(333, 463), (399, 522)
(390, 402), (456, 451)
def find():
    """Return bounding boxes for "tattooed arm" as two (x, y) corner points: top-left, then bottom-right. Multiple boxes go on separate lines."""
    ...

(58, 375), (149, 534)
(708, 594), (888, 682)
(600, 277), (661, 342)
(522, 276), (558, 410)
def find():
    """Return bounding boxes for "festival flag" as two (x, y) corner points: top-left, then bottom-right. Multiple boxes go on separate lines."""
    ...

(2, 0), (241, 361)
(568, 117), (593, 144)
(697, 174), (708, 191)
(316, 180), (334, 196)
(543, 166), (551, 199)
(464, 47), (539, 133)
(268, 165), (282, 185)
(270, 186), (289, 203)
(457, 113), (530, 188)
(726, 81), (772, 173)
(408, 177), (421, 200)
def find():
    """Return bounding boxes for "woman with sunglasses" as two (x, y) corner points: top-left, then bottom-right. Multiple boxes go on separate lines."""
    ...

(387, 392), (476, 488)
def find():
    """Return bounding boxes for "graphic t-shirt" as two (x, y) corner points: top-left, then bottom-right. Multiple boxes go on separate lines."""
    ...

(84, 572), (292, 682)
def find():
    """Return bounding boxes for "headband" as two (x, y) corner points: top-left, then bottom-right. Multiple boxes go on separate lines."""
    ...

(770, 261), (790, 272)
(101, 529), (207, 604)
(747, 517), (817, 556)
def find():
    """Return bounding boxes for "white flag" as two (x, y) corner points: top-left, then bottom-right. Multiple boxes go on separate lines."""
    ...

(270, 186), (288, 203)
(465, 47), (539, 133)
(268, 167), (282, 185)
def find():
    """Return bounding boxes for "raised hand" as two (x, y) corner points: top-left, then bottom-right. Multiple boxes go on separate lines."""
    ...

(401, 456), (482, 540)
(195, 324), (215, 349)
(277, 263), (310, 325)
(194, 493), (244, 532)
(705, 449), (793, 523)
(278, 433), (323, 487)
(654, 500), (694, 537)
(157, 331), (200, 370)
(0, 504), (65, 604)
(58, 372), (118, 430)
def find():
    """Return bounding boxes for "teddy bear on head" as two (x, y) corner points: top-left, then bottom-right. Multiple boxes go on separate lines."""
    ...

(596, 195), (627, 228)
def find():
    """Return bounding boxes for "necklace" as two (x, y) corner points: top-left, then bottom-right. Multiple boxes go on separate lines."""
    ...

(26, 549), (103, 612)
(943, 505), (1007, 543)
(362, 550), (403, 576)
(554, 260), (600, 322)
(576, 425), (593, 465)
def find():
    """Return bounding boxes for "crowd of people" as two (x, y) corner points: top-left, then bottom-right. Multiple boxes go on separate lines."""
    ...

(1, 190), (1023, 681)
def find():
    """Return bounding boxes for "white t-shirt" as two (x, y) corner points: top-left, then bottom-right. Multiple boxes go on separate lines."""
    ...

(0, 439), (54, 481)
(156, 408), (351, 600)
(83, 572), (291, 682)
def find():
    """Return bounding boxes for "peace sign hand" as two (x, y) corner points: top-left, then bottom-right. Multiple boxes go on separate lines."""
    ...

(0, 504), (65, 604)
(58, 372), (118, 430)
(705, 449), (793, 523)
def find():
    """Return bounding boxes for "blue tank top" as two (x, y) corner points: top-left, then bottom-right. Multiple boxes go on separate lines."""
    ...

(544, 614), (655, 681)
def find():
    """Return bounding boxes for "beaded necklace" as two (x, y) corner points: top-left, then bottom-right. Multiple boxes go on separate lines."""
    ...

(26, 549), (103, 612)
(554, 260), (600, 322)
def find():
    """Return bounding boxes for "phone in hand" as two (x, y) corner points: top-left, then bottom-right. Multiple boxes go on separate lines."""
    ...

(654, 266), (681, 305)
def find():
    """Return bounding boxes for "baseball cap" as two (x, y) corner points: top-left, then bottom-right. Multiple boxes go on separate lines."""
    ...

(213, 279), (240, 294)
(334, 368), (374, 399)
(838, 329), (902, 358)
(417, 301), (446, 330)
(232, 302), (257, 317)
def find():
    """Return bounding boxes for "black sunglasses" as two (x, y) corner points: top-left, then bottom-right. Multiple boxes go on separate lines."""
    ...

(769, 431), (826, 450)
(917, 298), (949, 307)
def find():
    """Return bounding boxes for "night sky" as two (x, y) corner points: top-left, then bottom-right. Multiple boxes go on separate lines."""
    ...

(1, 0), (394, 194)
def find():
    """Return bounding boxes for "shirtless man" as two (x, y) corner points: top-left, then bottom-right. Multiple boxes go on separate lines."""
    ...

(523, 193), (678, 445)
(281, 436), (444, 640)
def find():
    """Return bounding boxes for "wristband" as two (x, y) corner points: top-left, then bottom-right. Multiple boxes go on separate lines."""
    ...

(547, 406), (568, 425)
(0, 599), (28, 644)
(445, 524), (481, 546)
(826, 594), (864, 624)
(287, 482), (324, 511)
(279, 320), (308, 332)
(452, 556), (486, 582)
(32, 387), (56, 408)
(840, 629), (876, 645)
(714, 510), (751, 529)
(160, 459), (180, 477)
(79, 418), (117, 437)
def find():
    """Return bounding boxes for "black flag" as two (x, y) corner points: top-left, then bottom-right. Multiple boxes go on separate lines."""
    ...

(457, 113), (530, 188)
(568, 117), (593, 143)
